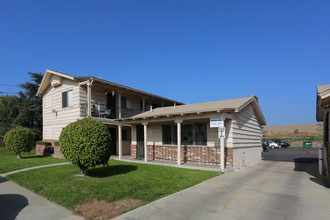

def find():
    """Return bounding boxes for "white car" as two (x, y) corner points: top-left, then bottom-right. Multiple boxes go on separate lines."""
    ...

(269, 141), (281, 148)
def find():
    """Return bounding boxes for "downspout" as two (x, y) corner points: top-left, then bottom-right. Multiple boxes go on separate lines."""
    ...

(87, 78), (94, 117)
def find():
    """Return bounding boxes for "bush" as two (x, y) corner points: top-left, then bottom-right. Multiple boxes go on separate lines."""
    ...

(3, 126), (35, 158)
(59, 117), (111, 175)
(54, 141), (59, 146)
(45, 146), (54, 154)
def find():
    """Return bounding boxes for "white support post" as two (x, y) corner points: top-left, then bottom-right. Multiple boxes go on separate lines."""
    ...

(118, 92), (122, 119)
(220, 138), (225, 172)
(118, 125), (122, 160)
(143, 123), (148, 162)
(87, 79), (93, 117)
(319, 145), (323, 175)
(176, 120), (183, 165)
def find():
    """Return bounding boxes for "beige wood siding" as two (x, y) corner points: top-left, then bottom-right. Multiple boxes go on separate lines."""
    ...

(232, 104), (262, 148)
(42, 78), (81, 140)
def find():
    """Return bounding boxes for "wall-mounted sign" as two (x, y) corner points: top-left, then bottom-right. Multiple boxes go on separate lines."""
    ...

(210, 116), (224, 128)
(218, 127), (225, 138)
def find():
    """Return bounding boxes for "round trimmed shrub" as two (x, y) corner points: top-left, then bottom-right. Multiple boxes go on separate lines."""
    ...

(59, 117), (111, 175)
(4, 126), (35, 158)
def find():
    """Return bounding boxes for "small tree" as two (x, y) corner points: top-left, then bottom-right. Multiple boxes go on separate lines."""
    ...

(59, 117), (111, 176)
(4, 126), (35, 158)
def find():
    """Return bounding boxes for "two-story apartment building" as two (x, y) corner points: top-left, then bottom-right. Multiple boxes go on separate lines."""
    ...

(37, 69), (266, 171)
(36, 69), (183, 157)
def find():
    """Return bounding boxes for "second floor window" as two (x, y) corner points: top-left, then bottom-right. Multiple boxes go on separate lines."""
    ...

(62, 90), (73, 108)
(121, 96), (132, 109)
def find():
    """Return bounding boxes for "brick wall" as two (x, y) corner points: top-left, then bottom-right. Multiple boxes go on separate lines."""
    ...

(145, 145), (221, 165)
(36, 139), (64, 159)
(131, 145), (137, 158)
(129, 145), (234, 167)
(36, 144), (47, 155)
(225, 147), (233, 168)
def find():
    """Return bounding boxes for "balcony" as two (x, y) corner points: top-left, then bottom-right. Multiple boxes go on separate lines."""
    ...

(81, 102), (143, 119)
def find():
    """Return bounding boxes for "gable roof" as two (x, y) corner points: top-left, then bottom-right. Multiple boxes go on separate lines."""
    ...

(36, 69), (76, 96)
(120, 95), (266, 125)
(316, 84), (330, 121)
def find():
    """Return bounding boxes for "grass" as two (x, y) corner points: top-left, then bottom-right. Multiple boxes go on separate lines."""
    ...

(264, 135), (323, 142)
(0, 147), (67, 173)
(7, 159), (219, 210)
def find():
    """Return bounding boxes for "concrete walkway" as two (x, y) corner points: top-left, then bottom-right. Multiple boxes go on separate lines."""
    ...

(0, 162), (70, 177)
(0, 162), (83, 220)
(115, 160), (330, 220)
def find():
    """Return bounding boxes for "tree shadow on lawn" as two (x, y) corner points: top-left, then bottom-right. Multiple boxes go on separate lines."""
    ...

(87, 165), (137, 178)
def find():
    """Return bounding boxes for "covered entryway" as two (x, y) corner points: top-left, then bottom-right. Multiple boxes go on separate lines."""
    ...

(136, 125), (144, 159)
(108, 128), (117, 155)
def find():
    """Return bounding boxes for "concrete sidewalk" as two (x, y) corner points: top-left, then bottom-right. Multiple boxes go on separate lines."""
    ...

(115, 160), (330, 220)
(0, 162), (70, 177)
(0, 162), (83, 220)
(0, 177), (83, 220)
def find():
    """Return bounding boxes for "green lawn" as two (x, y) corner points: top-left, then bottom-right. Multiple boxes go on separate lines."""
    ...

(7, 159), (219, 210)
(0, 147), (67, 173)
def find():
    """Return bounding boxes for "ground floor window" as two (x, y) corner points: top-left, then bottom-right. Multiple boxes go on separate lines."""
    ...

(122, 129), (131, 141)
(162, 123), (207, 145)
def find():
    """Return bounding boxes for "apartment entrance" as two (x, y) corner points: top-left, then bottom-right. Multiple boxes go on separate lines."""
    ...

(107, 92), (116, 119)
(136, 125), (144, 158)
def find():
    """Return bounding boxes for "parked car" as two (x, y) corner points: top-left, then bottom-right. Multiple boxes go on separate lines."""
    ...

(269, 141), (280, 148)
(262, 140), (269, 151)
(281, 141), (290, 148)
(272, 139), (290, 148)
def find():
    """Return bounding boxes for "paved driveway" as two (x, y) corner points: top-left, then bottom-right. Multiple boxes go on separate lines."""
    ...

(116, 149), (330, 220)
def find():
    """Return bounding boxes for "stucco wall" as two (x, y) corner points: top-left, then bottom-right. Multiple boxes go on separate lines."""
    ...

(42, 78), (81, 140)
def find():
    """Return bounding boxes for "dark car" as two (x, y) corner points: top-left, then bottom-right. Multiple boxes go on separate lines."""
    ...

(281, 141), (290, 148)
(271, 139), (290, 148)
(262, 140), (269, 151)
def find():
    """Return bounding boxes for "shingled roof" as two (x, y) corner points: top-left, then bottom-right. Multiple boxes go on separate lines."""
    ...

(120, 95), (266, 125)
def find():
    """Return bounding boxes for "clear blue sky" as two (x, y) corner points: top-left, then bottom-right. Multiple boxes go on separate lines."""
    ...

(0, 0), (329, 126)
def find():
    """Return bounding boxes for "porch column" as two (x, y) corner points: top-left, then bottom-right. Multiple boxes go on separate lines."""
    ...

(118, 92), (122, 119)
(220, 137), (225, 172)
(143, 122), (148, 162)
(176, 120), (183, 165)
(87, 79), (93, 116)
(118, 124), (122, 159)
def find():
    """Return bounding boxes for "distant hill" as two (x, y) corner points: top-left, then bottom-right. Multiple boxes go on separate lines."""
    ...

(263, 123), (323, 137)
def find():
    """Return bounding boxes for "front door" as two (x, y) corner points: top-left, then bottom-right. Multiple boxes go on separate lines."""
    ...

(107, 92), (116, 119)
(136, 125), (144, 158)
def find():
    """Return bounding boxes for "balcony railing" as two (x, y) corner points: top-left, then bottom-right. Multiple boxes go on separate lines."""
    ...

(81, 102), (143, 119)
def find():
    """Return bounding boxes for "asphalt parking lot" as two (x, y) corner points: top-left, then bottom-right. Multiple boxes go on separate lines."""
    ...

(262, 147), (318, 162)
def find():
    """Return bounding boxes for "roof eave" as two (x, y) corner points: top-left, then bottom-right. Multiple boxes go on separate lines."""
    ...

(36, 69), (77, 96)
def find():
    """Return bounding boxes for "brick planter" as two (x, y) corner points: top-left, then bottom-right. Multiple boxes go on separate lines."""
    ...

(36, 140), (64, 159)
(36, 144), (47, 155)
